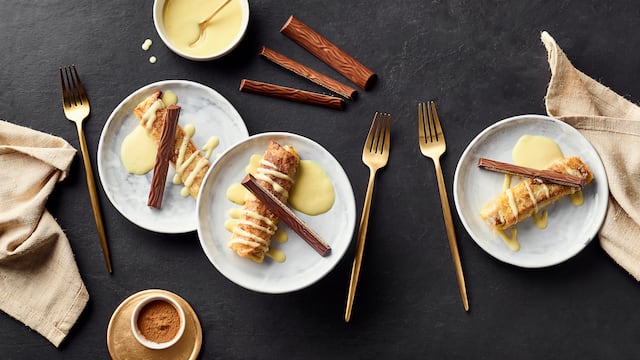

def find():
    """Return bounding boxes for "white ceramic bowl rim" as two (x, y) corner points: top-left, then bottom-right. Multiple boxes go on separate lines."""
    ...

(130, 294), (187, 350)
(152, 0), (250, 61)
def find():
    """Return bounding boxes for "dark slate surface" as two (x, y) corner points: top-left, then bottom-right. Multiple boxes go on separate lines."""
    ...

(1, 0), (639, 359)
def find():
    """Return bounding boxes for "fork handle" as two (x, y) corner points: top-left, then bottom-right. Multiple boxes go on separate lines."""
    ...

(433, 160), (469, 311)
(200, 0), (232, 25)
(345, 170), (377, 322)
(76, 124), (113, 273)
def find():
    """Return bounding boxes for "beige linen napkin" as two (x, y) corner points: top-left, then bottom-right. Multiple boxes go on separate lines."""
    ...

(542, 31), (640, 280)
(0, 120), (89, 347)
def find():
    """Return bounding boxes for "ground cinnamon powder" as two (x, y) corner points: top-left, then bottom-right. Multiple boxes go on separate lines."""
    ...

(136, 300), (181, 343)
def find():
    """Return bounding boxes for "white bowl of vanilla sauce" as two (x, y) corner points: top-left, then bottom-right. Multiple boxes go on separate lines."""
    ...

(153, 0), (250, 61)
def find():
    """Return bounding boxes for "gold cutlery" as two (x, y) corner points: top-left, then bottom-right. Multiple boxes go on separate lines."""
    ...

(345, 112), (391, 322)
(190, 0), (232, 47)
(60, 65), (113, 273)
(418, 101), (469, 311)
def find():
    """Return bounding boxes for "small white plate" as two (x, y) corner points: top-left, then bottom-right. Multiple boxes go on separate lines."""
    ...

(97, 80), (248, 233)
(196, 132), (356, 293)
(453, 115), (608, 268)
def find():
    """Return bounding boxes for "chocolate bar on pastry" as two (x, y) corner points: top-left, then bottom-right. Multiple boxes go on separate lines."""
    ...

(228, 141), (300, 262)
(133, 91), (209, 198)
(480, 156), (593, 231)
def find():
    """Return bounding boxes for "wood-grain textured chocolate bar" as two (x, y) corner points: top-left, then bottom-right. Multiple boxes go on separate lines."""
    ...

(148, 105), (181, 208)
(241, 174), (331, 256)
(280, 16), (376, 90)
(477, 158), (585, 188)
(239, 79), (345, 110)
(260, 46), (358, 99)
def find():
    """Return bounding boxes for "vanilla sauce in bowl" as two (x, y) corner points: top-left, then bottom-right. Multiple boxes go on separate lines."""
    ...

(153, 0), (250, 61)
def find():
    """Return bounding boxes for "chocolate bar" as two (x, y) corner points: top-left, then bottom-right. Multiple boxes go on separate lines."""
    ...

(280, 16), (376, 90)
(239, 79), (345, 110)
(241, 174), (331, 256)
(478, 157), (585, 188)
(260, 46), (357, 100)
(148, 105), (180, 208)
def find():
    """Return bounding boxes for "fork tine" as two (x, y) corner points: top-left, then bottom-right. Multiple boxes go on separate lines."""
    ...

(372, 113), (383, 153)
(66, 67), (76, 104)
(71, 65), (89, 105)
(418, 102), (427, 142)
(382, 113), (391, 155)
(364, 113), (375, 152)
(428, 100), (443, 143)
(60, 67), (70, 107)
(365, 112), (380, 153)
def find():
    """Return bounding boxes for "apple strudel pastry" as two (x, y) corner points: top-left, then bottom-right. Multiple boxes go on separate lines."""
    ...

(480, 156), (593, 231)
(228, 141), (300, 262)
(133, 91), (209, 198)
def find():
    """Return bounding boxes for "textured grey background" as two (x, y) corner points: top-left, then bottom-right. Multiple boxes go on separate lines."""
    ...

(1, 0), (639, 358)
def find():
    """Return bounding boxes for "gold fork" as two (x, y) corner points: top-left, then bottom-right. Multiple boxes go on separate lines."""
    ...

(418, 101), (469, 311)
(345, 112), (391, 322)
(60, 65), (112, 273)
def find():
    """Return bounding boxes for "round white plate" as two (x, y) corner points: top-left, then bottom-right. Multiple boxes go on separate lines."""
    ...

(196, 132), (356, 293)
(97, 80), (249, 233)
(453, 115), (608, 268)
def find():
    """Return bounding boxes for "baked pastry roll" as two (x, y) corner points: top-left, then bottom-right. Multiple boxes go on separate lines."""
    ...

(480, 156), (593, 231)
(133, 91), (209, 198)
(228, 141), (300, 262)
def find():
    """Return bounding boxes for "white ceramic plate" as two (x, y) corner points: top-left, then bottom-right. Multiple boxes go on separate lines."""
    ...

(197, 132), (356, 293)
(453, 115), (608, 268)
(98, 80), (248, 233)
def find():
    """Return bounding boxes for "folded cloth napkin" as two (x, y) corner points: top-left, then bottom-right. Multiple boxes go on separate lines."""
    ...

(0, 120), (89, 347)
(542, 32), (640, 280)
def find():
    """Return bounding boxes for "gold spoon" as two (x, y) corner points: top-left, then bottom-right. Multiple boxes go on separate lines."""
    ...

(190, 0), (233, 48)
